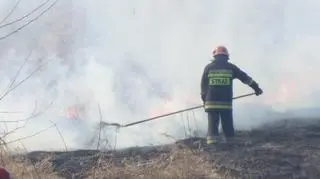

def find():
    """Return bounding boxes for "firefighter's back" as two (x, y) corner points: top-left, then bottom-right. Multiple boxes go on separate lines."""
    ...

(205, 58), (235, 109)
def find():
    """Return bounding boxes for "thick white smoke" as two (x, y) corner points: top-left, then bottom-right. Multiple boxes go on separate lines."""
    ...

(0, 0), (319, 151)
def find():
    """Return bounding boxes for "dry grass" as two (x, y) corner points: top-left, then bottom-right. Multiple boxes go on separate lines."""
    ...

(0, 149), (61, 179)
(86, 149), (220, 179)
(1, 119), (320, 179)
(1, 145), (223, 179)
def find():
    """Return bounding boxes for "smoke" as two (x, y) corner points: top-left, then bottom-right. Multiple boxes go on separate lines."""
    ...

(0, 0), (319, 151)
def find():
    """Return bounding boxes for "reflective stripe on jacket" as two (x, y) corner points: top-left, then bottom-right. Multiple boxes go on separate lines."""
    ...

(200, 55), (257, 111)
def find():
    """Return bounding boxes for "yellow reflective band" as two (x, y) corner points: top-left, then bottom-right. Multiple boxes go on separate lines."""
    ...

(205, 104), (232, 109)
(208, 71), (233, 78)
(209, 69), (232, 73)
(208, 73), (232, 78)
(207, 139), (216, 144)
(205, 101), (231, 105)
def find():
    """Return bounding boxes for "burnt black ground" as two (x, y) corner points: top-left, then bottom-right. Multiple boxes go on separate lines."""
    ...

(15, 118), (320, 179)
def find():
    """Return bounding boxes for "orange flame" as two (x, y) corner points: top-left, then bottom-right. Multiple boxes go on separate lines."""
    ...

(65, 104), (86, 120)
(66, 106), (80, 120)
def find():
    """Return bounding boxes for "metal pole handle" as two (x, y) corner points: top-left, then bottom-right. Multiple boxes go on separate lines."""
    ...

(122, 92), (256, 127)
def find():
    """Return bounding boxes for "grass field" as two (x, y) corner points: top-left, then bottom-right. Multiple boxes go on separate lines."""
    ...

(1, 118), (320, 179)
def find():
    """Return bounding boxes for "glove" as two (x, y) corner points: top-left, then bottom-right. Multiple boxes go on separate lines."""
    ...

(254, 88), (263, 96)
(249, 81), (263, 96)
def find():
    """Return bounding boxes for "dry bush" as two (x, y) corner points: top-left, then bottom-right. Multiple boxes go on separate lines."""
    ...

(0, 148), (61, 179)
(0, 145), (224, 179)
(85, 148), (221, 179)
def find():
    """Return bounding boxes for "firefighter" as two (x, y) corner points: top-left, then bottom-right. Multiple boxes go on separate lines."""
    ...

(200, 45), (263, 144)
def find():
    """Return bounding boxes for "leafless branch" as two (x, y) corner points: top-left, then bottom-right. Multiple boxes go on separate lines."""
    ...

(0, 49), (32, 98)
(17, 140), (41, 179)
(0, 0), (52, 28)
(186, 112), (192, 137)
(93, 104), (103, 178)
(0, 0), (59, 41)
(0, 136), (7, 149)
(0, 0), (23, 25)
(0, 59), (46, 102)
(191, 111), (200, 137)
(161, 132), (177, 142)
(97, 103), (103, 150)
(0, 101), (38, 137)
(113, 127), (119, 150)
(5, 122), (55, 145)
(0, 100), (53, 139)
(0, 111), (24, 114)
(180, 113), (188, 138)
(49, 120), (68, 152)
(0, 0), (64, 153)
(0, 100), (54, 146)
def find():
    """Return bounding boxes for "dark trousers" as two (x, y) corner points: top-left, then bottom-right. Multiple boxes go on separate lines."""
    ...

(207, 110), (235, 138)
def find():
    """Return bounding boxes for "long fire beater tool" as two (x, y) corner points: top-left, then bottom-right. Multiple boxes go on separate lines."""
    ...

(99, 92), (256, 128)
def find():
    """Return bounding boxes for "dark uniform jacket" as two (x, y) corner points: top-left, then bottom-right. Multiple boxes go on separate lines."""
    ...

(200, 55), (259, 111)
